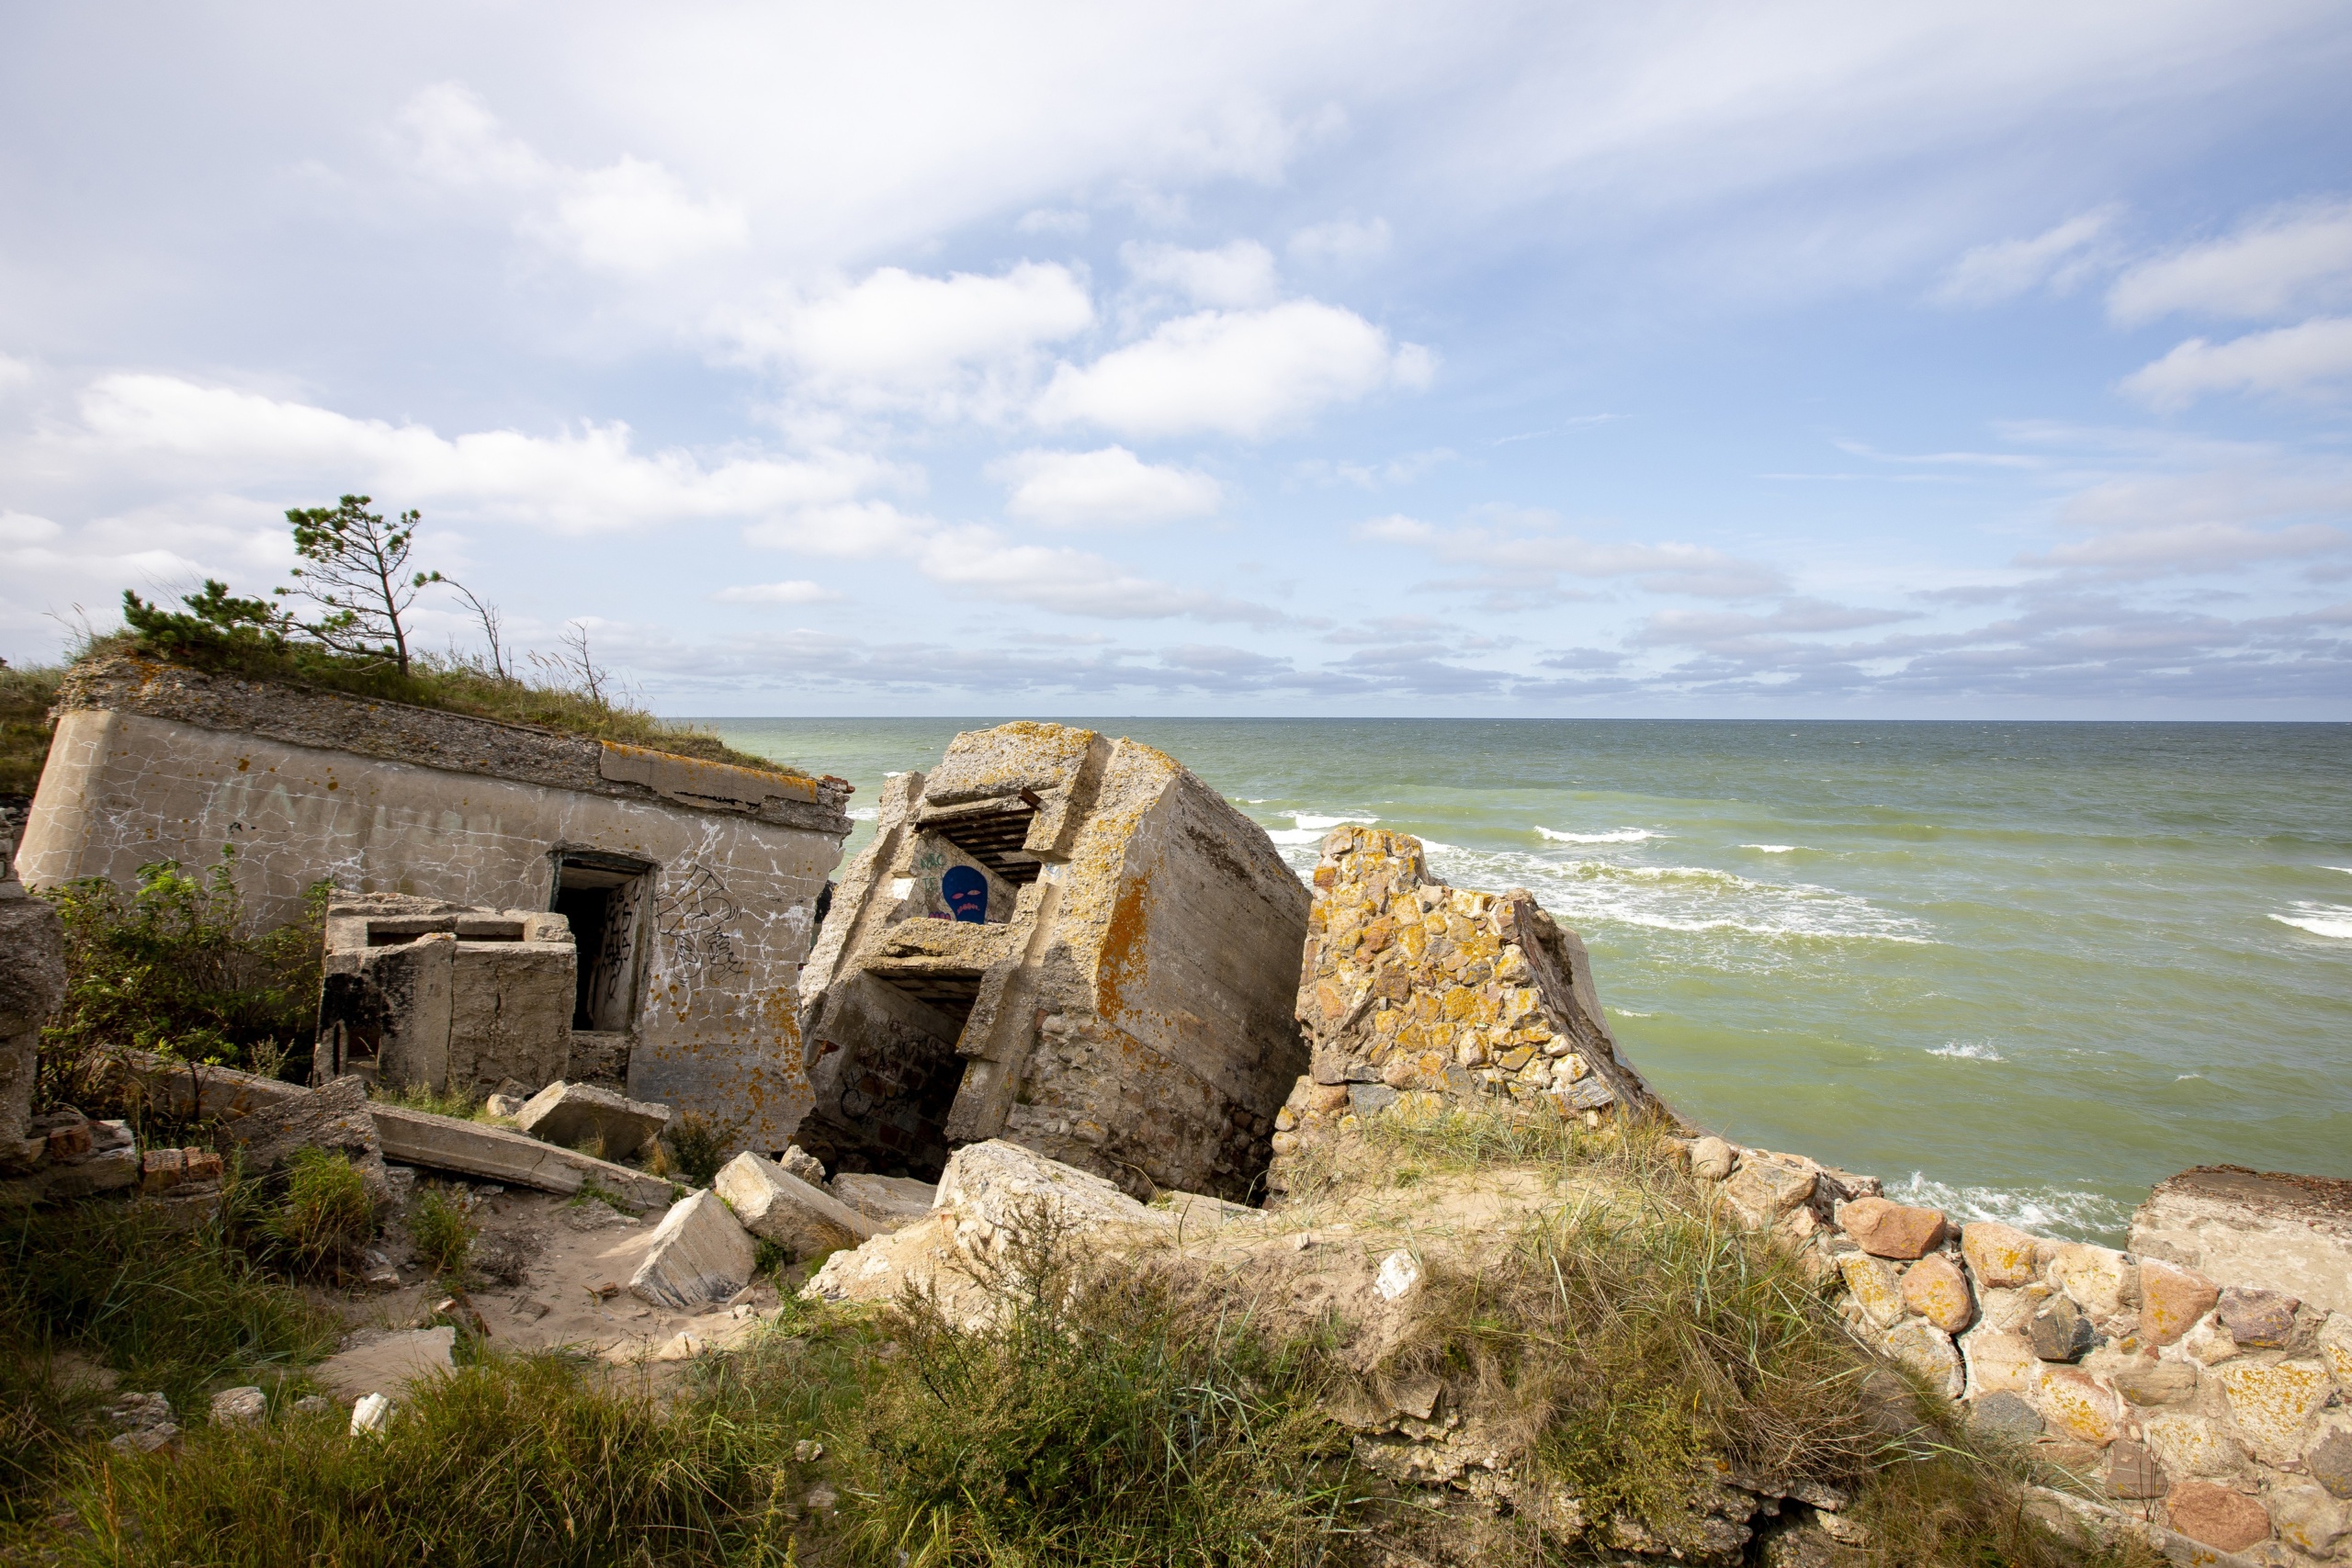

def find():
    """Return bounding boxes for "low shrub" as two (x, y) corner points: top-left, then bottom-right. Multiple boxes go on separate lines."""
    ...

(263, 1149), (376, 1276)
(650, 1111), (735, 1189)
(0, 659), (62, 798)
(40, 850), (328, 1099)
(406, 1190), (479, 1285)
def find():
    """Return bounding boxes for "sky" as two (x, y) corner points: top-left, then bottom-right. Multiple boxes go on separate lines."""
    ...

(4, 2), (2351, 717)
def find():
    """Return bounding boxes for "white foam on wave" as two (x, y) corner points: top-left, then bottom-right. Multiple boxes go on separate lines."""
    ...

(1609, 1008), (1655, 1018)
(847, 807), (878, 821)
(1419, 842), (1933, 945)
(1267, 828), (1329, 846)
(1293, 811), (1374, 829)
(1888, 1172), (2130, 1242)
(1741, 843), (1798, 854)
(1535, 826), (1657, 844)
(1928, 1041), (2004, 1062)
(2270, 904), (2352, 941)
(2326, 866), (2352, 875)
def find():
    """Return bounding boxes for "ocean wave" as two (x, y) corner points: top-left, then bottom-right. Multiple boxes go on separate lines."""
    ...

(847, 807), (878, 821)
(1928, 1041), (2004, 1062)
(1887, 1172), (2131, 1242)
(1535, 826), (1657, 844)
(1416, 842), (1934, 945)
(1293, 811), (1374, 829)
(1267, 828), (1330, 846)
(1741, 843), (1798, 854)
(2326, 866), (2352, 876)
(2271, 905), (2352, 941)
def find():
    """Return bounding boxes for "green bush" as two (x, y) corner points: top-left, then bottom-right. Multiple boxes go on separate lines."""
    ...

(264, 1149), (376, 1276)
(650, 1111), (734, 1189)
(405, 1190), (478, 1284)
(40, 849), (327, 1095)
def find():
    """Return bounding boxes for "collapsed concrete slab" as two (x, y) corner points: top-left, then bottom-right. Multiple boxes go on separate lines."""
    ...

(20, 655), (853, 1146)
(1270, 827), (1664, 1182)
(795, 722), (1309, 1200)
(514, 1080), (671, 1160)
(315, 895), (576, 1099)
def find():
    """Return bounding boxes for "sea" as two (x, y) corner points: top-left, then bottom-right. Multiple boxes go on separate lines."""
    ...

(700, 717), (2352, 1245)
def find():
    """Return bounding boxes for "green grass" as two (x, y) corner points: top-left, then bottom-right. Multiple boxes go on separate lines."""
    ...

(263, 1150), (375, 1276)
(406, 1190), (479, 1285)
(838, 1206), (1360, 1568)
(87, 628), (803, 776)
(650, 1111), (736, 1189)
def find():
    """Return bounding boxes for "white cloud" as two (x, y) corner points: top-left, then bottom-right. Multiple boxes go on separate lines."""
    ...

(1288, 217), (1391, 267)
(711, 580), (843, 604)
(2020, 521), (2347, 575)
(1359, 511), (1787, 601)
(1014, 208), (1091, 236)
(62, 373), (893, 534)
(1120, 240), (1278, 307)
(0, 511), (62, 546)
(724, 263), (1094, 416)
(910, 526), (1280, 621)
(395, 83), (745, 275)
(2109, 198), (2352, 323)
(1035, 301), (1432, 439)
(1931, 208), (2118, 306)
(2118, 317), (2352, 409)
(989, 446), (1223, 528)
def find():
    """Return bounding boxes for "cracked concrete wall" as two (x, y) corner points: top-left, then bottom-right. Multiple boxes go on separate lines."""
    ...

(19, 665), (852, 1147)
(797, 722), (1308, 1199)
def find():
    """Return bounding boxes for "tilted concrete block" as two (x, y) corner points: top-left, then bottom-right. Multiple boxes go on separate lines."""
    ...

(514, 1080), (671, 1159)
(713, 1152), (875, 1257)
(831, 1172), (938, 1229)
(629, 1189), (756, 1309)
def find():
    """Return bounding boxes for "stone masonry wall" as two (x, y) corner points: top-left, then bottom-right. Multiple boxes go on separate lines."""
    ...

(1269, 826), (1660, 1184)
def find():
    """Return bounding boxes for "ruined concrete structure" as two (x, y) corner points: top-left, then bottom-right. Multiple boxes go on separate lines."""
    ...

(18, 656), (851, 1145)
(1271, 825), (1662, 1177)
(315, 894), (578, 1098)
(795, 721), (1308, 1199)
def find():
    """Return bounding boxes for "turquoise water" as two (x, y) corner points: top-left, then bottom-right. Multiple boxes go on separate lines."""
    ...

(703, 718), (2352, 1242)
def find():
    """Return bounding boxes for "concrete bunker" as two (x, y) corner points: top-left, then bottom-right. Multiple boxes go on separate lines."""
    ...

(795, 721), (1309, 1199)
(18, 655), (853, 1145)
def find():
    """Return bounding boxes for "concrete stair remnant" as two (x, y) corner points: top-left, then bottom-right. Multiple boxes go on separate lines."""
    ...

(713, 1152), (876, 1257)
(514, 1080), (672, 1160)
(628, 1189), (756, 1309)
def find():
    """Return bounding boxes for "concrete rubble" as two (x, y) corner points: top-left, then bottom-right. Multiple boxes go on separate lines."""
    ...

(628, 1188), (756, 1309)
(713, 1150), (876, 1258)
(315, 895), (577, 1098)
(514, 1079), (672, 1160)
(796, 721), (1308, 1200)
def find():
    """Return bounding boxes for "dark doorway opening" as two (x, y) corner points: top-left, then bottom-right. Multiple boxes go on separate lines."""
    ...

(551, 852), (656, 1033)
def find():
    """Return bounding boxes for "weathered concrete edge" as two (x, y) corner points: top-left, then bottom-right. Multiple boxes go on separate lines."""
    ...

(368, 1104), (676, 1209)
(53, 655), (852, 835)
